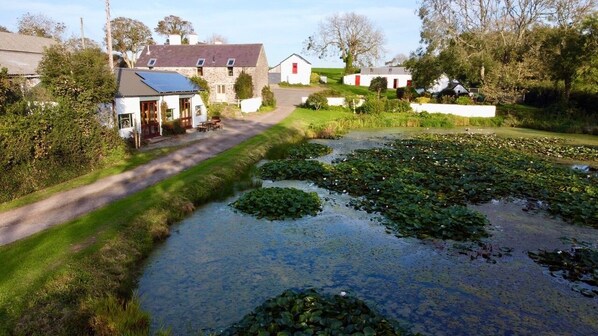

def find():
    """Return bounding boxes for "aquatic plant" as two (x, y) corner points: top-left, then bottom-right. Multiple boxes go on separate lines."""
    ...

(231, 187), (322, 220)
(259, 160), (331, 181)
(287, 142), (333, 159)
(221, 289), (408, 335)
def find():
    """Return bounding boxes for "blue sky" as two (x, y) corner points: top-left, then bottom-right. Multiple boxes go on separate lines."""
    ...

(0, 0), (423, 67)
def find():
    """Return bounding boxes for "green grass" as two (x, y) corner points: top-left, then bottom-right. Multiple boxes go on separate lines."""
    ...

(312, 68), (397, 99)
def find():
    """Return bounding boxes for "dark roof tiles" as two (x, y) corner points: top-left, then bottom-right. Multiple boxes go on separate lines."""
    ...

(136, 44), (264, 68)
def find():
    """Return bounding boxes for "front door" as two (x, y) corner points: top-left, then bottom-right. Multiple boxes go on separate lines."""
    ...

(179, 98), (192, 128)
(355, 75), (361, 86)
(140, 100), (160, 138)
(393, 79), (398, 89)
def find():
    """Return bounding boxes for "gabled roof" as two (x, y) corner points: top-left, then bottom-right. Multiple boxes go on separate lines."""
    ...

(115, 68), (202, 97)
(0, 32), (56, 75)
(360, 66), (411, 75)
(136, 44), (264, 68)
(272, 53), (311, 68)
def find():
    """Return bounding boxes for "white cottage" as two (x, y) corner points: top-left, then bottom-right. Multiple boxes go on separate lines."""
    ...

(268, 54), (312, 85)
(114, 68), (207, 139)
(343, 67), (412, 89)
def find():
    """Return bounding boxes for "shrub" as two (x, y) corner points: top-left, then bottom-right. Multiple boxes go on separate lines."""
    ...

(369, 76), (388, 96)
(415, 97), (431, 104)
(455, 96), (474, 105)
(359, 97), (386, 114)
(261, 85), (276, 107)
(319, 88), (343, 97)
(234, 71), (253, 99)
(230, 187), (322, 220)
(305, 92), (329, 110)
(161, 119), (186, 136)
(396, 100), (413, 113)
(310, 72), (320, 84)
(396, 86), (418, 101)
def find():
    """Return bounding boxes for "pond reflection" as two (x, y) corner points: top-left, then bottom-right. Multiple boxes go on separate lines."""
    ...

(138, 130), (598, 335)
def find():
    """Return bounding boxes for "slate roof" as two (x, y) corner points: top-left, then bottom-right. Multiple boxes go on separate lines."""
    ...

(0, 32), (56, 75)
(136, 44), (264, 68)
(272, 53), (311, 68)
(115, 68), (202, 98)
(360, 66), (411, 75)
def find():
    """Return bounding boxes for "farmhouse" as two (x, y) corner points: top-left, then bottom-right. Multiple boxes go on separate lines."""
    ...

(343, 66), (412, 89)
(135, 37), (268, 103)
(114, 68), (207, 139)
(0, 32), (56, 87)
(268, 53), (311, 85)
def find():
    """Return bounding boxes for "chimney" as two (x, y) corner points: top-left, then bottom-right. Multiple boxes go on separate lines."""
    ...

(168, 34), (181, 45)
(187, 34), (198, 45)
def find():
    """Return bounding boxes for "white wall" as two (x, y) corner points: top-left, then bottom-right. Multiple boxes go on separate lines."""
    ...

(343, 74), (412, 88)
(241, 97), (263, 112)
(410, 103), (496, 118)
(280, 55), (311, 85)
(115, 97), (141, 138)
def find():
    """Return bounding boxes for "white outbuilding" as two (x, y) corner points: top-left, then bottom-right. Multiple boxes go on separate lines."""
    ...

(268, 54), (312, 85)
(343, 67), (412, 89)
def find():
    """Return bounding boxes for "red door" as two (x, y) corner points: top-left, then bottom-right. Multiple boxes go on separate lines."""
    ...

(355, 75), (361, 86)
(393, 79), (398, 89)
(140, 100), (160, 138)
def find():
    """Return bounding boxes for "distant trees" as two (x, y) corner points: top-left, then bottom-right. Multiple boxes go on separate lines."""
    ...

(0, 26), (10, 33)
(17, 12), (65, 40)
(407, 0), (598, 103)
(304, 12), (385, 75)
(206, 33), (228, 44)
(154, 15), (195, 43)
(108, 17), (153, 68)
(38, 44), (116, 112)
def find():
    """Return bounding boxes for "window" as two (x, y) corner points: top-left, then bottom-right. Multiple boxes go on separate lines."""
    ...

(118, 113), (133, 129)
(166, 108), (174, 121)
(217, 85), (226, 94)
(292, 62), (298, 74)
(196, 67), (203, 76)
(227, 58), (235, 66)
(228, 67), (233, 76)
(147, 58), (157, 67)
(196, 58), (205, 67)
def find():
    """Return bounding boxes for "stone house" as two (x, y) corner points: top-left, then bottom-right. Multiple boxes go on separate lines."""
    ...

(136, 40), (268, 103)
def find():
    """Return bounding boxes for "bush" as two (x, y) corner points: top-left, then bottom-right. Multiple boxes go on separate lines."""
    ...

(310, 72), (320, 84)
(261, 85), (276, 107)
(369, 76), (388, 96)
(396, 100), (413, 113)
(234, 71), (253, 99)
(305, 92), (329, 110)
(161, 119), (186, 136)
(359, 97), (386, 114)
(415, 97), (431, 104)
(455, 96), (474, 105)
(396, 86), (419, 101)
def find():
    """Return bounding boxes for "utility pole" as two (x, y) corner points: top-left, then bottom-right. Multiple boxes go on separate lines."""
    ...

(80, 17), (85, 49)
(105, 0), (113, 72)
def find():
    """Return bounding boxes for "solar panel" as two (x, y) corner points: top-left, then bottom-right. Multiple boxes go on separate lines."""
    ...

(136, 71), (200, 93)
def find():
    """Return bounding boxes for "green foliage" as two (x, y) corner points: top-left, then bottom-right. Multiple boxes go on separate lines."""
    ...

(414, 96), (431, 104)
(396, 86), (418, 101)
(234, 71), (254, 99)
(161, 119), (186, 136)
(222, 289), (407, 335)
(305, 92), (329, 110)
(497, 103), (598, 135)
(109, 17), (153, 68)
(0, 67), (22, 114)
(89, 295), (150, 335)
(286, 142), (333, 159)
(310, 72), (320, 84)
(230, 187), (322, 220)
(359, 97), (386, 114)
(455, 96), (474, 105)
(0, 103), (125, 202)
(261, 85), (276, 107)
(189, 76), (210, 94)
(154, 15), (194, 40)
(260, 160), (331, 181)
(38, 44), (116, 113)
(369, 76), (388, 96)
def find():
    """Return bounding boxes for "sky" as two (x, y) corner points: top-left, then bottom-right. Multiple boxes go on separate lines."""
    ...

(0, 0), (423, 68)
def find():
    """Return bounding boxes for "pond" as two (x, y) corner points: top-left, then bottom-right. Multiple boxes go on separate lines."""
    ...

(138, 129), (598, 335)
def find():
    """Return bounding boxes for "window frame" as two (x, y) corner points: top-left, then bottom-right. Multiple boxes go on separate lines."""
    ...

(147, 58), (157, 67)
(226, 58), (235, 66)
(118, 113), (133, 129)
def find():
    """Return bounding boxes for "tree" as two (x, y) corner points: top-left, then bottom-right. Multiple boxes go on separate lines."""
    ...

(155, 15), (195, 43)
(0, 67), (22, 114)
(304, 12), (385, 74)
(38, 44), (116, 113)
(234, 71), (254, 99)
(369, 77), (388, 97)
(0, 26), (11, 33)
(17, 12), (65, 40)
(64, 36), (101, 51)
(108, 17), (153, 68)
(385, 53), (409, 66)
(206, 33), (228, 44)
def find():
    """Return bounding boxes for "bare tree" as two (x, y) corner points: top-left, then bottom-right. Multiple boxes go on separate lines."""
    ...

(206, 33), (228, 44)
(0, 26), (11, 33)
(385, 53), (409, 66)
(107, 17), (153, 68)
(304, 12), (386, 74)
(64, 36), (101, 51)
(17, 12), (66, 40)
(155, 15), (194, 43)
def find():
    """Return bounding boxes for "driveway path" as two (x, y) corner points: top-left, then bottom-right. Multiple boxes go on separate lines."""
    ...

(0, 87), (317, 246)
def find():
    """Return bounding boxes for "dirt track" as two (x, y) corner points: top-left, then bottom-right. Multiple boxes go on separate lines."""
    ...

(0, 87), (316, 246)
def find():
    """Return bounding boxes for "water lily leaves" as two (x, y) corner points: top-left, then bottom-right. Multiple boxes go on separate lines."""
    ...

(230, 187), (322, 220)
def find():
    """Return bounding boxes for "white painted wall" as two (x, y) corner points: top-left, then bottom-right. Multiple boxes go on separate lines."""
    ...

(343, 74), (412, 89)
(301, 97), (365, 107)
(280, 54), (311, 85)
(410, 103), (496, 117)
(115, 97), (141, 138)
(241, 97), (263, 112)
